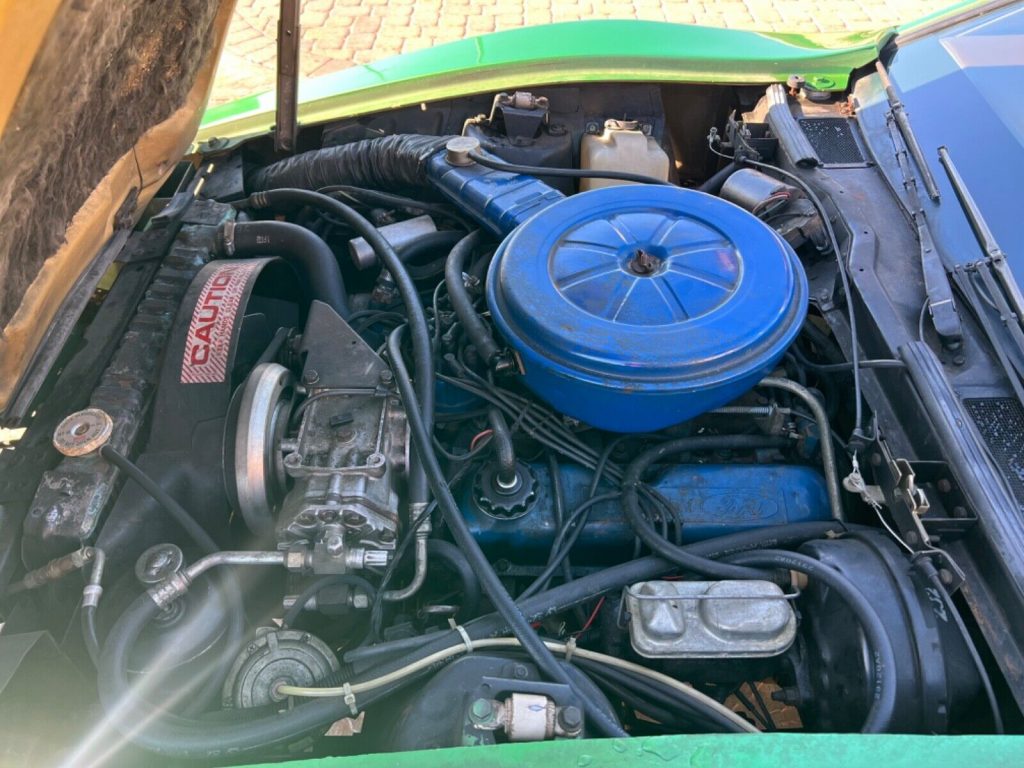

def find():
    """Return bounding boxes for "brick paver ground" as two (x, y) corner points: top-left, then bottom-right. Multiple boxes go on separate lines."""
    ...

(210, 0), (953, 106)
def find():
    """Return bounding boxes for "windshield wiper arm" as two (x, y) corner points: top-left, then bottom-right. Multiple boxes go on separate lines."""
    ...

(939, 146), (1024, 403)
(883, 111), (962, 348)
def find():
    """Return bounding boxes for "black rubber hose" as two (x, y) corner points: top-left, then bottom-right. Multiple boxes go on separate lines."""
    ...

(245, 188), (434, 507)
(400, 231), (466, 282)
(99, 446), (218, 555)
(696, 161), (739, 194)
(398, 230), (464, 264)
(97, 593), (349, 757)
(621, 435), (793, 580)
(98, 445), (244, 714)
(487, 407), (518, 487)
(427, 539), (481, 619)
(94, 522), (851, 758)
(219, 219), (350, 320)
(725, 549), (897, 733)
(444, 230), (500, 366)
(578, 660), (747, 733)
(282, 575), (378, 628)
(467, 151), (672, 186)
(351, 521), (852, 679)
(387, 326), (627, 738)
(519, 492), (623, 600)
(247, 134), (453, 192)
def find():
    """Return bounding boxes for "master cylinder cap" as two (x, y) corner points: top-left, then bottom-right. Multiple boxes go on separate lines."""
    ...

(486, 185), (807, 432)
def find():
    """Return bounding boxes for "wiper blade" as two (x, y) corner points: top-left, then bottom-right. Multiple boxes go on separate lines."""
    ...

(876, 61), (941, 201)
(939, 146), (1024, 325)
(883, 111), (963, 348)
(939, 146), (1024, 403)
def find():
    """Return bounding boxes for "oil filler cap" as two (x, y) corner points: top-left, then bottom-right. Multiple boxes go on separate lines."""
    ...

(486, 185), (808, 432)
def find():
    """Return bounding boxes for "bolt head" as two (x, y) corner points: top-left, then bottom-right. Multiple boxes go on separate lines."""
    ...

(135, 543), (184, 585)
(469, 698), (494, 723)
(557, 705), (584, 733)
(325, 534), (345, 556)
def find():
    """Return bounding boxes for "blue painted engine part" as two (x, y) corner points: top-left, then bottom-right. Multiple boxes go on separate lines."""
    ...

(461, 462), (830, 564)
(426, 142), (808, 432)
(427, 140), (565, 237)
(487, 185), (808, 432)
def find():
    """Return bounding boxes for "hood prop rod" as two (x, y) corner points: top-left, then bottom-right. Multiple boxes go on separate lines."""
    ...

(274, 0), (300, 153)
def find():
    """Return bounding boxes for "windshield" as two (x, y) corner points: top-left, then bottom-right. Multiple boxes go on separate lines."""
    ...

(209, 0), (957, 107)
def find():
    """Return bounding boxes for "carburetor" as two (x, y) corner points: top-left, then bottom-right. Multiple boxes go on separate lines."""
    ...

(229, 302), (408, 573)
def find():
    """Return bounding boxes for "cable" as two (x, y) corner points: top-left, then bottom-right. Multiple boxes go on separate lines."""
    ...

(320, 185), (474, 230)
(276, 636), (758, 733)
(547, 453), (577, 594)
(387, 326), (627, 738)
(621, 435), (793, 580)
(467, 151), (673, 187)
(708, 133), (867, 446)
(742, 155), (866, 444)
(725, 549), (897, 733)
(799, 358), (905, 373)
(576, 596), (604, 636)
(518, 493), (622, 600)
(99, 446), (217, 555)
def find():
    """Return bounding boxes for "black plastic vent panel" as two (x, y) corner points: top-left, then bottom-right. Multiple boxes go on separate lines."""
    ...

(799, 118), (865, 165)
(964, 397), (1024, 510)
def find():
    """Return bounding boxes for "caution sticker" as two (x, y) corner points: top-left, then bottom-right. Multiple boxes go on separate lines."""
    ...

(180, 261), (261, 384)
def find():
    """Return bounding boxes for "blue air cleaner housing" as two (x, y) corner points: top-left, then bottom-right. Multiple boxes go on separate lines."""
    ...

(486, 185), (808, 432)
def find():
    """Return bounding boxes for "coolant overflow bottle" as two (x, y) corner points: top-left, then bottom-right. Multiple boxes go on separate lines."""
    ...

(580, 119), (670, 191)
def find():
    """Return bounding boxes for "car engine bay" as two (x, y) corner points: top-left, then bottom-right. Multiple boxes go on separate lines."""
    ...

(0, 75), (1019, 763)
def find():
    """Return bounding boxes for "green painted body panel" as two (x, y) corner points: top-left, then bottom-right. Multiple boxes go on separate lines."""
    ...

(237, 734), (1024, 768)
(197, 19), (888, 143)
(197, 2), (991, 144)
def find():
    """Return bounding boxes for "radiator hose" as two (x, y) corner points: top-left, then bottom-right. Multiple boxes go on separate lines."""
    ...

(219, 219), (350, 320)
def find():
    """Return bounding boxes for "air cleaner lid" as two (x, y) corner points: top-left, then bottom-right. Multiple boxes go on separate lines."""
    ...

(487, 185), (806, 390)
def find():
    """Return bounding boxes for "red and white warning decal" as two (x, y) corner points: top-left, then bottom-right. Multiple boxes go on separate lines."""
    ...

(180, 261), (261, 384)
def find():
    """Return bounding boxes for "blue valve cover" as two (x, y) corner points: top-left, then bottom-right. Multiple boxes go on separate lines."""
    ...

(486, 185), (808, 431)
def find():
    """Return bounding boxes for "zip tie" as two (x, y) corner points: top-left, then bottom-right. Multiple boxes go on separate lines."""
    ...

(564, 636), (577, 662)
(448, 618), (474, 654)
(342, 683), (358, 716)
